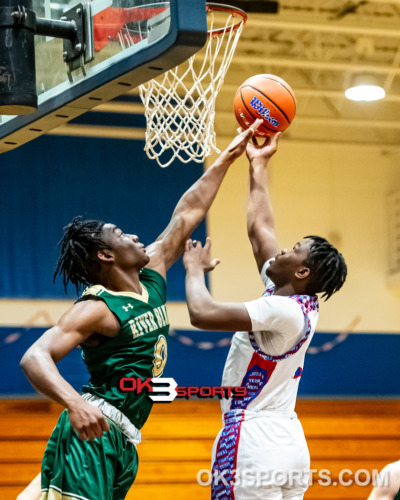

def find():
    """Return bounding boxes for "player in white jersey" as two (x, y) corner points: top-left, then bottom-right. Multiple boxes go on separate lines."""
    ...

(368, 461), (400, 500)
(183, 133), (347, 500)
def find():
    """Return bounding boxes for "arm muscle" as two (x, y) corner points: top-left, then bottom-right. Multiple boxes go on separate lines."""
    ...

(185, 268), (252, 331)
(246, 135), (280, 272)
(146, 124), (263, 277)
(20, 300), (119, 408)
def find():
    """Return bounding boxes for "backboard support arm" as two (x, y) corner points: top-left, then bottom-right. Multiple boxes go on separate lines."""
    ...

(0, 0), (93, 114)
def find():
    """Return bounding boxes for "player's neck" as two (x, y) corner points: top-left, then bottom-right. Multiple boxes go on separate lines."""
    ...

(272, 283), (305, 297)
(101, 268), (143, 295)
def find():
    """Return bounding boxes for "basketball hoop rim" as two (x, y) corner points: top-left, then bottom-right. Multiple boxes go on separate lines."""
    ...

(206, 2), (247, 37)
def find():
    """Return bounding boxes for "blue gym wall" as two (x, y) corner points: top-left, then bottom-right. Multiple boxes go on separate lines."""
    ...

(0, 133), (399, 399)
(0, 134), (205, 300)
(1, 327), (399, 397)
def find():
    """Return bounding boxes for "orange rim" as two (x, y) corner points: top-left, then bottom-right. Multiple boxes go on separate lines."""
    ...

(206, 2), (247, 37)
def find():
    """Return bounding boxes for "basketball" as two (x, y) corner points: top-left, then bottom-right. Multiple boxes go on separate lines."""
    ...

(233, 74), (296, 137)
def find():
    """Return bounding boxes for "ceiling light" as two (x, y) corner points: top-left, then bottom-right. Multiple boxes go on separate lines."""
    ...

(345, 76), (385, 102)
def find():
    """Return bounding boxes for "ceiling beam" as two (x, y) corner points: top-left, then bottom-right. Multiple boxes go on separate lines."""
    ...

(91, 90), (400, 111)
(294, 116), (400, 129)
(49, 124), (146, 139)
(217, 85), (400, 103)
(93, 102), (144, 114)
(363, 0), (400, 4)
(53, 115), (400, 134)
(48, 124), (400, 151)
(224, 55), (400, 75)
(245, 18), (400, 39)
(216, 137), (400, 152)
(215, 111), (400, 129)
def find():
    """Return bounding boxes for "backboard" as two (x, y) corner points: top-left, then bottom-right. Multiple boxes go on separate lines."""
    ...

(0, 0), (207, 153)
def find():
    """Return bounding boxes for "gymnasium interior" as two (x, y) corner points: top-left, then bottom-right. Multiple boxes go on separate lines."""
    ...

(0, 0), (399, 499)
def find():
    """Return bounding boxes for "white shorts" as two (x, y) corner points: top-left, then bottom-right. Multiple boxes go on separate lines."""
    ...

(211, 410), (310, 500)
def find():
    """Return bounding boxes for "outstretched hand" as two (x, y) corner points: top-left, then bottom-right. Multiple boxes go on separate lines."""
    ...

(183, 238), (220, 274)
(246, 131), (280, 164)
(224, 119), (264, 160)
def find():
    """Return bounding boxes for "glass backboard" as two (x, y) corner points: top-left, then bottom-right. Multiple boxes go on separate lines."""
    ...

(0, 0), (207, 152)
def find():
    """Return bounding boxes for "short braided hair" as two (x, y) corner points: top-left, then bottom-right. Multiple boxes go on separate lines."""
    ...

(53, 216), (109, 294)
(303, 235), (347, 301)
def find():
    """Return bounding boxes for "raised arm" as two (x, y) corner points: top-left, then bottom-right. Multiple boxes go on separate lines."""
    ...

(20, 301), (117, 440)
(246, 133), (281, 272)
(183, 238), (252, 331)
(146, 120), (263, 277)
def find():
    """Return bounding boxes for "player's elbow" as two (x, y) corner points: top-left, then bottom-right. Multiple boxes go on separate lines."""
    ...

(189, 311), (205, 329)
(247, 219), (258, 238)
(20, 350), (33, 373)
(187, 296), (224, 330)
(189, 308), (222, 330)
(173, 206), (203, 241)
(20, 347), (42, 374)
(188, 307), (216, 329)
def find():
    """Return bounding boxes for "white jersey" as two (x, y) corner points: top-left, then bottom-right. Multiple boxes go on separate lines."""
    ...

(221, 260), (319, 415)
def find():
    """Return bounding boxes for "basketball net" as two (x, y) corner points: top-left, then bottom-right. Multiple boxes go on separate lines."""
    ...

(139, 3), (247, 168)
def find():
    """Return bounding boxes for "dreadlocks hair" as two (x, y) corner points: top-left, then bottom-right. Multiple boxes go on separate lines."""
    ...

(303, 235), (347, 301)
(53, 216), (110, 294)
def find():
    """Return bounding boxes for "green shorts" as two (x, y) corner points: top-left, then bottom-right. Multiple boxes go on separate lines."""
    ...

(40, 409), (138, 500)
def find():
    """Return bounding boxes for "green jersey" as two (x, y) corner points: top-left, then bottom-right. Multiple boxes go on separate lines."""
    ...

(77, 268), (169, 429)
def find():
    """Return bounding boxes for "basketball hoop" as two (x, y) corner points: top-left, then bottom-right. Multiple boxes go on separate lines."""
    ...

(139, 3), (247, 167)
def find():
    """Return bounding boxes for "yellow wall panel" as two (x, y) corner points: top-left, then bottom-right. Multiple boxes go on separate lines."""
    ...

(207, 139), (400, 333)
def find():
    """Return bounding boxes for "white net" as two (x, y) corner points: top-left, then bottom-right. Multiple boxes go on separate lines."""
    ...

(139, 4), (246, 167)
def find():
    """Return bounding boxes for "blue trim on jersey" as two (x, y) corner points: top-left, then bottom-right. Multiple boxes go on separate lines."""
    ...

(211, 410), (244, 500)
(230, 353), (277, 411)
(294, 367), (303, 379)
(249, 286), (319, 361)
(231, 364), (269, 409)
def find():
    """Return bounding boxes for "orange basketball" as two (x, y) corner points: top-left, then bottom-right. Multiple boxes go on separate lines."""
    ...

(233, 74), (296, 137)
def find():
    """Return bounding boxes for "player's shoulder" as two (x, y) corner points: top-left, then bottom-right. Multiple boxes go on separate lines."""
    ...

(79, 284), (107, 298)
(381, 460), (400, 481)
(140, 266), (166, 283)
(58, 298), (117, 333)
(266, 295), (305, 323)
(245, 294), (305, 334)
(257, 293), (303, 311)
(371, 461), (400, 497)
(77, 285), (124, 306)
(140, 266), (167, 299)
(71, 296), (111, 314)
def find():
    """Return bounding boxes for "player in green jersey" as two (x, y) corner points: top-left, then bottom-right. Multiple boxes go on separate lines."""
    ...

(17, 120), (263, 500)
